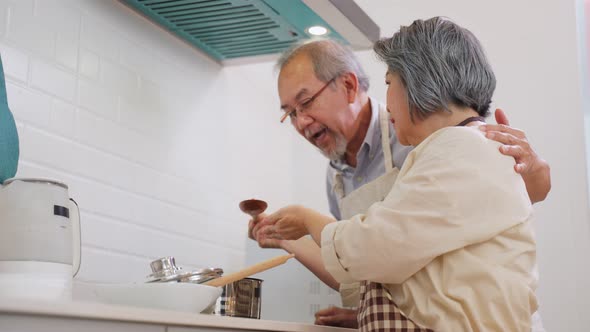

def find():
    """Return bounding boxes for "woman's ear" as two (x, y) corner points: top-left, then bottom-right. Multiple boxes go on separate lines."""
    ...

(340, 72), (359, 104)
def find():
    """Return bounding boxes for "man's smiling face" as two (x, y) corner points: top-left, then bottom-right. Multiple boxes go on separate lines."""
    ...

(278, 54), (350, 160)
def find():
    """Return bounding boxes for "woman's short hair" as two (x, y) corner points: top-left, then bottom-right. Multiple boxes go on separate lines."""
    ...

(374, 17), (496, 120)
(276, 39), (370, 92)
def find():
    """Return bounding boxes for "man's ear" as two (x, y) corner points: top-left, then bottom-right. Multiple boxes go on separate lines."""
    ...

(340, 72), (359, 104)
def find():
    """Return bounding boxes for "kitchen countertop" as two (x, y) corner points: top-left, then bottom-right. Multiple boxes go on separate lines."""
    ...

(0, 299), (353, 332)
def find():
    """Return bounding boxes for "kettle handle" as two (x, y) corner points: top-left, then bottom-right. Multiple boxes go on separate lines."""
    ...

(69, 198), (81, 277)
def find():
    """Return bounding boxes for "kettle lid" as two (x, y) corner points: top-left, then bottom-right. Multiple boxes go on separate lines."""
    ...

(3, 177), (68, 189)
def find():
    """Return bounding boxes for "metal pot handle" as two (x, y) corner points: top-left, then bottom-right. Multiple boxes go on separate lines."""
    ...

(69, 198), (81, 277)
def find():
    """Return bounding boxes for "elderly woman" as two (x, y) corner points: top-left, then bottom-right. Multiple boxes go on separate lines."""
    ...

(258, 17), (537, 331)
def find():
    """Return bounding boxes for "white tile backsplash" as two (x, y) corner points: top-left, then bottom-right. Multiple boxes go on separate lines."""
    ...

(33, 0), (81, 42)
(0, 4), (7, 38)
(55, 35), (78, 71)
(80, 212), (243, 267)
(0, 42), (28, 82)
(77, 246), (152, 282)
(3, 0), (33, 13)
(119, 96), (162, 136)
(6, 3), (55, 59)
(119, 41), (162, 83)
(77, 78), (118, 120)
(30, 59), (76, 102)
(75, 109), (169, 172)
(78, 48), (99, 80)
(137, 77), (161, 108)
(80, 15), (120, 61)
(6, 81), (52, 126)
(50, 99), (75, 138)
(0, 0), (295, 290)
(100, 58), (138, 97)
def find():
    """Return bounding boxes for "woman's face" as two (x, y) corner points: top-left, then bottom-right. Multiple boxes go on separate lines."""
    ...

(385, 72), (414, 146)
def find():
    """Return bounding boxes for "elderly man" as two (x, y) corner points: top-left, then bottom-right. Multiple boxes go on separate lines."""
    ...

(249, 39), (550, 330)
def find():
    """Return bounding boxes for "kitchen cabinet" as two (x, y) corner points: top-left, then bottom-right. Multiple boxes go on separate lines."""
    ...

(0, 299), (353, 332)
(0, 316), (164, 332)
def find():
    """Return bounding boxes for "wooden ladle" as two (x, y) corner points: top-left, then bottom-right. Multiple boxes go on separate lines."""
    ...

(239, 199), (268, 219)
(204, 254), (294, 287)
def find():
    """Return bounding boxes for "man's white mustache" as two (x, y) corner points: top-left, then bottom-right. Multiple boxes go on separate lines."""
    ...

(305, 126), (326, 140)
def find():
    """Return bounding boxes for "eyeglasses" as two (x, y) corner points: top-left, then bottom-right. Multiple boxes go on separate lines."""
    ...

(280, 78), (335, 123)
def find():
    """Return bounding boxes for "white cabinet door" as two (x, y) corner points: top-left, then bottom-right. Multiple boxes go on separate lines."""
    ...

(0, 315), (166, 332)
(168, 327), (256, 332)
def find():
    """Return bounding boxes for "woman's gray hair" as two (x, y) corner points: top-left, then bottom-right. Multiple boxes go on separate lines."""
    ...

(374, 17), (496, 120)
(276, 39), (370, 92)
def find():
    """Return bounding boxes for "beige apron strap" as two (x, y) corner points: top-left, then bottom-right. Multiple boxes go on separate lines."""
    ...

(378, 108), (394, 172)
(334, 107), (395, 206)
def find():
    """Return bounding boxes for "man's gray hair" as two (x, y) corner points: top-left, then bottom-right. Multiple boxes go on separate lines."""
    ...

(276, 39), (370, 92)
(374, 17), (496, 120)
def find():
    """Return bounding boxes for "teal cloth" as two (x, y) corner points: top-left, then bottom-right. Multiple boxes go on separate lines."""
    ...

(0, 55), (19, 183)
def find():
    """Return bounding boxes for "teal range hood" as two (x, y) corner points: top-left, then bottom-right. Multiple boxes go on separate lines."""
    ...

(120, 0), (379, 65)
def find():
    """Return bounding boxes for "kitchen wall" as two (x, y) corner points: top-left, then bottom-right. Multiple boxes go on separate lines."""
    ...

(0, 0), (297, 283)
(2, 0), (590, 330)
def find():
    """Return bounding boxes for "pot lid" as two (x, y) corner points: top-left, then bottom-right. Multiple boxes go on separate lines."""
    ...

(146, 256), (223, 283)
(178, 267), (223, 284)
(146, 256), (188, 282)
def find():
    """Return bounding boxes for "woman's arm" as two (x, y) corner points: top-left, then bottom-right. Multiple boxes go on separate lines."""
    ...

(281, 237), (340, 291)
(255, 206), (339, 290)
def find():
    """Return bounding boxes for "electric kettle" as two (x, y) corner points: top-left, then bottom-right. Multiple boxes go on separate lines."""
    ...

(0, 178), (81, 301)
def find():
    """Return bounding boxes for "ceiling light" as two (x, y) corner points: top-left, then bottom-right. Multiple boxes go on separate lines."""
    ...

(307, 26), (328, 36)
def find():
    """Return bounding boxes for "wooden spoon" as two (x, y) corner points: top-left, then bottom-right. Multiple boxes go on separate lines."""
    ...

(239, 199), (268, 218)
(204, 254), (295, 288)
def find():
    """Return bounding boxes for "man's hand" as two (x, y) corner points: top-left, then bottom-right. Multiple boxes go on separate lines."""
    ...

(314, 306), (358, 328)
(480, 109), (551, 203)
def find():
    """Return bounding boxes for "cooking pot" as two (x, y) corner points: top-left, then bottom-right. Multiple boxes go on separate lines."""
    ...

(147, 257), (263, 319)
(216, 277), (262, 319)
(0, 178), (81, 300)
